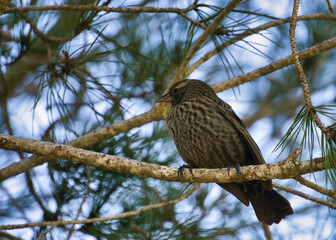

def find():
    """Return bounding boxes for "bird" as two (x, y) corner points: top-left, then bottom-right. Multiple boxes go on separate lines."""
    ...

(156, 79), (293, 225)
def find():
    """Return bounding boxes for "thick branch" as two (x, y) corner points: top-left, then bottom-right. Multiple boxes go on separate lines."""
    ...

(0, 106), (166, 181)
(0, 134), (327, 183)
(3, 4), (196, 14)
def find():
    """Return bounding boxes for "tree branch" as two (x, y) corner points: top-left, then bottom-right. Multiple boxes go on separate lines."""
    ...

(36, 224), (57, 240)
(0, 231), (22, 240)
(0, 134), (328, 183)
(273, 183), (336, 209)
(3, 4), (197, 14)
(326, 0), (335, 13)
(0, 106), (166, 181)
(67, 167), (92, 240)
(289, 0), (336, 143)
(1, 30), (335, 181)
(168, 0), (242, 89)
(187, 14), (336, 78)
(12, 6), (84, 44)
(70, 106), (165, 148)
(261, 223), (273, 240)
(0, 183), (200, 230)
(213, 34), (336, 92)
(296, 176), (336, 200)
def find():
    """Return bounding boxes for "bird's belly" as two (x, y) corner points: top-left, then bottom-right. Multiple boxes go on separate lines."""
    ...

(167, 103), (249, 169)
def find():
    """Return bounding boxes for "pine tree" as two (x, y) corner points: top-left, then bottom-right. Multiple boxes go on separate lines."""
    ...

(0, 1), (335, 239)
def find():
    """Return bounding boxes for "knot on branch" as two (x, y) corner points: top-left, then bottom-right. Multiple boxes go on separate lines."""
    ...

(281, 148), (302, 175)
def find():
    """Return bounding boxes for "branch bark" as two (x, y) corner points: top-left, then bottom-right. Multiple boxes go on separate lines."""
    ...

(3, 4), (197, 14)
(0, 134), (327, 183)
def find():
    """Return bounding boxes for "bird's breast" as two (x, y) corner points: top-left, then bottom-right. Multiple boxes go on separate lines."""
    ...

(166, 99), (249, 168)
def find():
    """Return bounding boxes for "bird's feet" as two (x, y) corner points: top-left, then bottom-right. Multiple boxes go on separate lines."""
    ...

(178, 164), (193, 179)
(227, 163), (241, 178)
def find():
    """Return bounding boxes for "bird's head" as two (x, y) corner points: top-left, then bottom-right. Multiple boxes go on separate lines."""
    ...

(156, 79), (216, 105)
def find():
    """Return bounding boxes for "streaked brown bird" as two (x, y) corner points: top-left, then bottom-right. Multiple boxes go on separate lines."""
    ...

(157, 79), (293, 225)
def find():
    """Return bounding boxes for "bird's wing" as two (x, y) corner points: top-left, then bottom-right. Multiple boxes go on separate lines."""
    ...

(211, 97), (266, 165)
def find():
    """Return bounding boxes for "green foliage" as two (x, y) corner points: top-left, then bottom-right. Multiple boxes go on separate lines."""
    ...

(1, 1), (336, 240)
(274, 105), (336, 189)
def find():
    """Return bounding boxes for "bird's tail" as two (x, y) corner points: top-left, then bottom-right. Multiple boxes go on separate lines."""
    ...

(218, 181), (293, 225)
(248, 185), (293, 225)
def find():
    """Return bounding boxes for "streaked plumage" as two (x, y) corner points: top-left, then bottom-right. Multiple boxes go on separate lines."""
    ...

(157, 79), (293, 225)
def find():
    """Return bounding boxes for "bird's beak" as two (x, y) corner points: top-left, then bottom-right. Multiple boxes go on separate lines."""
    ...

(156, 93), (172, 103)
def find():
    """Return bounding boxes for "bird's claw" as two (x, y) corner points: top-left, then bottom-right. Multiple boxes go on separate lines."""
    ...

(178, 164), (193, 179)
(227, 163), (241, 178)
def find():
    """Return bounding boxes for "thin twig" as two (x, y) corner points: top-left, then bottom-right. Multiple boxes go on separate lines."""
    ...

(0, 184), (200, 230)
(36, 224), (59, 240)
(1, 69), (54, 220)
(326, 0), (335, 13)
(0, 71), (13, 135)
(296, 176), (336, 200)
(187, 14), (336, 78)
(289, 0), (336, 143)
(25, 171), (50, 213)
(0, 231), (23, 240)
(290, 0), (312, 109)
(273, 183), (336, 210)
(178, 12), (207, 30)
(261, 223), (273, 240)
(12, 7), (62, 44)
(0, 185), (29, 220)
(130, 224), (151, 240)
(168, 0), (242, 89)
(67, 167), (92, 239)
(213, 35), (336, 92)
(10, 2), (104, 44)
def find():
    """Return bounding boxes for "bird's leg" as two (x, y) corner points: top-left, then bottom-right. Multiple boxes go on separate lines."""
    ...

(178, 164), (193, 179)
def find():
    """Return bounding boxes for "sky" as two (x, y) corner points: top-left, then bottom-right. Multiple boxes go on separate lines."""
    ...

(1, 0), (336, 239)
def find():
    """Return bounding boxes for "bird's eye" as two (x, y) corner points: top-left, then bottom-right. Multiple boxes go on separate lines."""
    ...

(173, 88), (178, 93)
